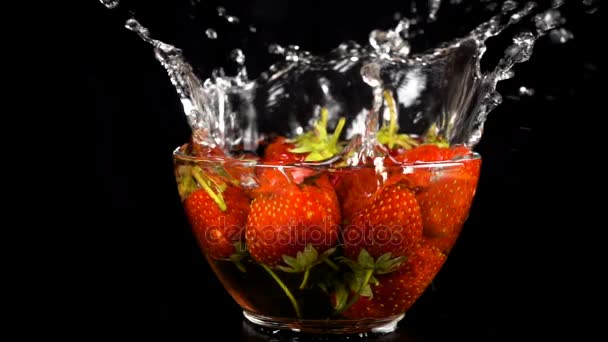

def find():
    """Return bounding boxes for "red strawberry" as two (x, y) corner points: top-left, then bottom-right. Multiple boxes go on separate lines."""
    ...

(417, 155), (480, 252)
(262, 137), (303, 164)
(184, 186), (250, 259)
(393, 144), (447, 164)
(343, 183), (423, 260)
(341, 242), (446, 319)
(262, 108), (346, 164)
(246, 177), (341, 267)
(332, 168), (381, 223)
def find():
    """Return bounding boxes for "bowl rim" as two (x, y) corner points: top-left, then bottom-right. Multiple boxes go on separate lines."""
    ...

(172, 143), (481, 169)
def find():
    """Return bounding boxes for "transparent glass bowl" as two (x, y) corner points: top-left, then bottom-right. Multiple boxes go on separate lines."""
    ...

(173, 143), (480, 334)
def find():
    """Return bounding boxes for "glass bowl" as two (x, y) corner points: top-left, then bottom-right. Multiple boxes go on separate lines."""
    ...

(173, 143), (480, 334)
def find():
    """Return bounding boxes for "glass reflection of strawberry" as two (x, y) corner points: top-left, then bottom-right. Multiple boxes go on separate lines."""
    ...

(415, 147), (480, 252)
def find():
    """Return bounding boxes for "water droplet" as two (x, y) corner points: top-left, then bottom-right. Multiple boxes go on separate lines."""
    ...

(369, 20), (411, 55)
(99, 0), (119, 9)
(501, 0), (517, 13)
(551, 0), (564, 7)
(268, 44), (285, 55)
(508, 2), (537, 25)
(518, 86), (535, 96)
(230, 49), (246, 65)
(485, 2), (499, 11)
(226, 15), (240, 24)
(361, 63), (382, 88)
(428, 0), (442, 21)
(505, 31), (536, 63)
(249, 25), (257, 33)
(549, 28), (573, 43)
(205, 28), (218, 40)
(217, 6), (226, 16)
(395, 19), (411, 39)
(393, 12), (402, 21)
(125, 18), (150, 40)
(534, 9), (565, 33)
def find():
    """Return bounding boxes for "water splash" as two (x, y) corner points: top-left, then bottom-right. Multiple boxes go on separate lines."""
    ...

(217, 6), (240, 24)
(549, 28), (573, 43)
(120, 1), (576, 159)
(428, 0), (442, 21)
(231, 49), (246, 65)
(518, 86), (535, 96)
(99, 0), (119, 9)
(124, 18), (256, 150)
(369, 19), (411, 56)
(205, 28), (218, 40)
(501, 0), (517, 13)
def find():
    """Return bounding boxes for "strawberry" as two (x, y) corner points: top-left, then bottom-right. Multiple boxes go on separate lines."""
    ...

(181, 168), (250, 259)
(331, 168), (381, 223)
(393, 144), (447, 164)
(340, 242), (446, 319)
(262, 137), (302, 164)
(262, 108), (346, 164)
(343, 183), (423, 260)
(416, 152), (480, 252)
(245, 176), (341, 267)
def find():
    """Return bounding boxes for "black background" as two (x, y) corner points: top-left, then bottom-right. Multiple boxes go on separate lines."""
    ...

(87, 0), (600, 340)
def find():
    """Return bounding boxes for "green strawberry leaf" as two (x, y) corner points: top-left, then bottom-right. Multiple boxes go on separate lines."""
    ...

(190, 166), (227, 211)
(277, 244), (336, 273)
(359, 283), (373, 298)
(375, 252), (407, 275)
(176, 165), (197, 200)
(357, 249), (376, 269)
(289, 108), (347, 162)
(377, 90), (419, 150)
(338, 249), (406, 276)
(228, 241), (248, 273)
(276, 244), (338, 289)
(333, 282), (349, 311)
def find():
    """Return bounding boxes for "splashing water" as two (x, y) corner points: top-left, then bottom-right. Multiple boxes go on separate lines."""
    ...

(116, 1), (578, 163)
(217, 6), (240, 24)
(428, 0), (442, 21)
(205, 28), (218, 40)
(518, 86), (535, 96)
(99, 0), (119, 9)
(549, 28), (573, 43)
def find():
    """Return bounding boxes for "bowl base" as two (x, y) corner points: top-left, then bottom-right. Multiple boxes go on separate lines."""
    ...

(243, 310), (405, 335)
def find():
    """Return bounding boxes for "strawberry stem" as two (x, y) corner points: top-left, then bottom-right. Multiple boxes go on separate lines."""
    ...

(324, 258), (339, 271)
(333, 268), (374, 316)
(299, 268), (311, 290)
(191, 167), (227, 211)
(261, 264), (302, 318)
(384, 90), (397, 148)
(377, 91), (419, 150)
(289, 107), (346, 162)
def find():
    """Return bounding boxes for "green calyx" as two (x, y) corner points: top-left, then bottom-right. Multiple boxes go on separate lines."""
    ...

(277, 244), (337, 290)
(177, 165), (227, 211)
(332, 249), (406, 314)
(423, 123), (450, 148)
(228, 241), (248, 273)
(377, 90), (419, 150)
(289, 108), (346, 162)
